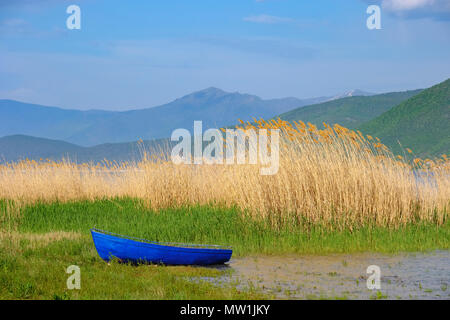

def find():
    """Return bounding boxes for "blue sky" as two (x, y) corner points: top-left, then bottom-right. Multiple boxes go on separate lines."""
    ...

(0, 0), (449, 110)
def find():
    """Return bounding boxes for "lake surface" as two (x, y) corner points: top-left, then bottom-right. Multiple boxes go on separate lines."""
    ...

(199, 250), (450, 299)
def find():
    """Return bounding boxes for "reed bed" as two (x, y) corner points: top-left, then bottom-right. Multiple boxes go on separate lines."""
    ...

(0, 120), (448, 230)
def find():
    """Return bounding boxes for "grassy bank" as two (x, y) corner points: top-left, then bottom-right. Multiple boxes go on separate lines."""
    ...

(3, 198), (450, 255)
(1, 199), (449, 299)
(1, 199), (269, 300)
(0, 236), (265, 300)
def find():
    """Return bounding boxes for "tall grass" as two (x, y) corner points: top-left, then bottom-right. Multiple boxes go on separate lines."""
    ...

(4, 199), (450, 255)
(0, 120), (448, 230)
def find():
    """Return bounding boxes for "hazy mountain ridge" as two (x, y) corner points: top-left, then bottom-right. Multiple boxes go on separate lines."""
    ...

(0, 87), (389, 163)
(2, 82), (447, 162)
(0, 134), (172, 163)
(66, 87), (338, 146)
(0, 99), (116, 143)
(0, 88), (337, 146)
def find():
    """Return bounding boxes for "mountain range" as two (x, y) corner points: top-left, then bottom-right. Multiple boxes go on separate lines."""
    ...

(0, 80), (448, 162)
(0, 88), (350, 147)
(0, 134), (172, 164)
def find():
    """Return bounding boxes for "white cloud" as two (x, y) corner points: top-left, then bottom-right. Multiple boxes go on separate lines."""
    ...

(363, 0), (450, 20)
(243, 14), (293, 24)
(1, 18), (27, 27)
(0, 18), (30, 35)
(382, 0), (435, 11)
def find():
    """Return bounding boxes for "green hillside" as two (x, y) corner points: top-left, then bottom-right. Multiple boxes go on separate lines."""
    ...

(358, 79), (450, 157)
(279, 90), (421, 129)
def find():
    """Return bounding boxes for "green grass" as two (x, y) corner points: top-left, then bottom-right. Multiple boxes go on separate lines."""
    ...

(1, 198), (449, 299)
(3, 198), (450, 255)
(0, 237), (265, 300)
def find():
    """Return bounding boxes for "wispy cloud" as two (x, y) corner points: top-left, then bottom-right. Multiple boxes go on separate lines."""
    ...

(0, 18), (67, 38)
(0, 18), (30, 35)
(362, 0), (450, 20)
(1, 18), (27, 27)
(243, 14), (293, 24)
(383, 0), (435, 11)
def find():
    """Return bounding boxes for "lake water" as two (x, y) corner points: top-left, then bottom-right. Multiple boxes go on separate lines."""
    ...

(198, 250), (450, 299)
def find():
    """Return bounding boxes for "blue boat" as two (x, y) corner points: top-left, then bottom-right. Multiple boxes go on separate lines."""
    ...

(90, 228), (232, 265)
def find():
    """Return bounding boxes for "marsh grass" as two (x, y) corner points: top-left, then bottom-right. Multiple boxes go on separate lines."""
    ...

(0, 200), (269, 299)
(1, 199), (448, 299)
(0, 235), (263, 300)
(1, 120), (448, 300)
(0, 121), (448, 231)
(3, 199), (449, 255)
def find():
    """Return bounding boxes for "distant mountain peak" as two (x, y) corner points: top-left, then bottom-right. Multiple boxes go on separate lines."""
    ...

(188, 87), (227, 97)
(172, 87), (229, 103)
(176, 87), (265, 105)
(327, 89), (374, 102)
(346, 89), (373, 97)
(202, 86), (225, 93)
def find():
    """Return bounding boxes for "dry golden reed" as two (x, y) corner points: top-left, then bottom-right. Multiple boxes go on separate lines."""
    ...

(0, 119), (448, 229)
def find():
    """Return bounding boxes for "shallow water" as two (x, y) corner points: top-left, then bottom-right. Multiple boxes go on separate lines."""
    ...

(199, 250), (450, 299)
